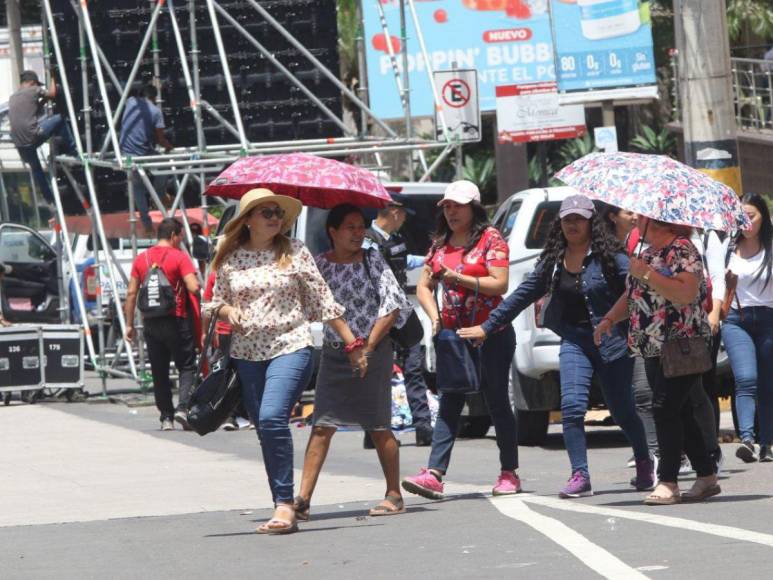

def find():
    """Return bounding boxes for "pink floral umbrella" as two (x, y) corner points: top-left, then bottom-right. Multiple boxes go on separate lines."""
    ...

(556, 152), (750, 232)
(205, 152), (393, 209)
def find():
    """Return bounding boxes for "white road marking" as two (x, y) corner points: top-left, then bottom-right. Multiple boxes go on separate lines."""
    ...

(521, 494), (773, 549)
(490, 496), (649, 580)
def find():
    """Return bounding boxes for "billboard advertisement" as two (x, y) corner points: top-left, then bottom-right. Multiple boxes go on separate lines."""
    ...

(362, 1), (556, 119)
(549, 0), (657, 92)
(362, 0), (657, 120)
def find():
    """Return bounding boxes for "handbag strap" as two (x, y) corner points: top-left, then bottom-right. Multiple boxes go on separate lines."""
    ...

(196, 304), (223, 380)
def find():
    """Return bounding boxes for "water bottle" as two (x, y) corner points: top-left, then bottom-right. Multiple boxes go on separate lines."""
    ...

(577, 0), (641, 40)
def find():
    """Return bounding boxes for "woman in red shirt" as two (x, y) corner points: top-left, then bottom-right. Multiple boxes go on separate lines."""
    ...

(402, 180), (521, 499)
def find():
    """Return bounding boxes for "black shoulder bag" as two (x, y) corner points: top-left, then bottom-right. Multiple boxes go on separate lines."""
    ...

(362, 248), (424, 349)
(432, 278), (482, 394)
(187, 306), (242, 436)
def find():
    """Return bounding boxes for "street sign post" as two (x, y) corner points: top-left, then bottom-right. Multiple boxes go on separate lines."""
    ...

(434, 69), (481, 142)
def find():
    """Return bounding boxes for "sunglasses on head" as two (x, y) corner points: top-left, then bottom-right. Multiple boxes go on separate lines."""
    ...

(256, 207), (286, 220)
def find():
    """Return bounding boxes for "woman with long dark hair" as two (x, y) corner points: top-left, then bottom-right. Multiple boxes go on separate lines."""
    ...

(462, 194), (652, 498)
(402, 180), (520, 499)
(722, 193), (773, 463)
(295, 204), (413, 518)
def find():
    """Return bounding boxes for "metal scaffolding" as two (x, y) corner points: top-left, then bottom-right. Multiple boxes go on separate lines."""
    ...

(34, 0), (456, 388)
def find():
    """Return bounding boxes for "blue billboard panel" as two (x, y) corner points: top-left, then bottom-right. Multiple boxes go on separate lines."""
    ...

(549, 0), (656, 92)
(362, 0), (556, 119)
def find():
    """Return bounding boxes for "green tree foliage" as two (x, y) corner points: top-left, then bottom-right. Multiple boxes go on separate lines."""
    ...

(630, 126), (677, 156)
(727, 0), (773, 42)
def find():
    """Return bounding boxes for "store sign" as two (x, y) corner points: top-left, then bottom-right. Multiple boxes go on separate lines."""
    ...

(362, 1), (657, 119)
(496, 82), (586, 143)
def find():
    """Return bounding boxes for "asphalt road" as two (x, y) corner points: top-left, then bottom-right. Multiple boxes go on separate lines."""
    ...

(2, 385), (772, 579)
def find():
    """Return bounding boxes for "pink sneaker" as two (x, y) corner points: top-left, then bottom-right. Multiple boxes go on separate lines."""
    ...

(401, 468), (445, 500)
(492, 470), (522, 496)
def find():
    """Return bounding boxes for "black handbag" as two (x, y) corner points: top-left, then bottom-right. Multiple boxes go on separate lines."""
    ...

(362, 249), (424, 349)
(432, 278), (482, 394)
(187, 307), (242, 436)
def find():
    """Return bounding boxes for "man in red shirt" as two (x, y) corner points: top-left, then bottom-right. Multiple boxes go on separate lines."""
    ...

(125, 218), (200, 430)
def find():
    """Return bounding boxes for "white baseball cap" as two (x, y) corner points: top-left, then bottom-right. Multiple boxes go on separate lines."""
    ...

(438, 180), (481, 206)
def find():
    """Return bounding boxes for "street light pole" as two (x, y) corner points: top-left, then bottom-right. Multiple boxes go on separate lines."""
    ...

(674, 0), (742, 193)
(6, 0), (23, 91)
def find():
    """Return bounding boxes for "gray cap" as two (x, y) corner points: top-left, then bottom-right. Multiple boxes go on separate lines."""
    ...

(559, 194), (595, 219)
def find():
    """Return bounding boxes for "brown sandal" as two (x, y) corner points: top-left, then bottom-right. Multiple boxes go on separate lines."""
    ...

(368, 494), (407, 517)
(682, 477), (721, 503)
(293, 495), (311, 521)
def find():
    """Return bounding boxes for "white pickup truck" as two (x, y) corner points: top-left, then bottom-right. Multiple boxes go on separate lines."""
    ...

(491, 186), (733, 445)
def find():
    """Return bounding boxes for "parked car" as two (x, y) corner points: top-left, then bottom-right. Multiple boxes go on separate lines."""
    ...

(0, 222), (63, 324)
(492, 187), (733, 445)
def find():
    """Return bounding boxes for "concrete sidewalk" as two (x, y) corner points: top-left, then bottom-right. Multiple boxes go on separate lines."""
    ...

(0, 404), (444, 528)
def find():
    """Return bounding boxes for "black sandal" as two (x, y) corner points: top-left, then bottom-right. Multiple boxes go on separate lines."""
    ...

(293, 495), (310, 521)
(368, 494), (407, 517)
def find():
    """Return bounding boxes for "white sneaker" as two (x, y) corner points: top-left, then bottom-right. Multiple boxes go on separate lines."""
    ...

(161, 418), (174, 431)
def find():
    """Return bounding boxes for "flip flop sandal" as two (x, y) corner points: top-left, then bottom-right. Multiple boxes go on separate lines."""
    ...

(643, 492), (682, 506)
(256, 518), (299, 535)
(682, 484), (721, 503)
(368, 495), (407, 517)
(293, 495), (311, 522)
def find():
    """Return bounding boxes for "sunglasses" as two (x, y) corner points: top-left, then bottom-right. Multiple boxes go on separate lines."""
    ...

(256, 207), (286, 220)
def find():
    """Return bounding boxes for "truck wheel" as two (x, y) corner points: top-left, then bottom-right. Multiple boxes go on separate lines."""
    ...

(517, 409), (550, 446)
(457, 415), (492, 438)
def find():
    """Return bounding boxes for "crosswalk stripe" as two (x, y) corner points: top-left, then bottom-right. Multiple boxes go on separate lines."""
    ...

(490, 496), (649, 579)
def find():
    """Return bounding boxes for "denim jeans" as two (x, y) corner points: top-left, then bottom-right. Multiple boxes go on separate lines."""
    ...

(396, 341), (431, 429)
(234, 347), (313, 504)
(644, 358), (715, 482)
(143, 316), (196, 421)
(15, 114), (76, 204)
(129, 169), (167, 231)
(632, 356), (658, 454)
(428, 326), (517, 473)
(559, 329), (649, 478)
(722, 306), (773, 445)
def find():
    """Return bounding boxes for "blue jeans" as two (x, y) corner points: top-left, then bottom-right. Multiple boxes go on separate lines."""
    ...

(233, 347), (313, 504)
(722, 306), (773, 444)
(559, 329), (649, 477)
(15, 114), (76, 204)
(428, 326), (517, 473)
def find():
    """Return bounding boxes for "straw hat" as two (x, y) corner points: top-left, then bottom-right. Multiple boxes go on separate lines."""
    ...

(224, 188), (302, 236)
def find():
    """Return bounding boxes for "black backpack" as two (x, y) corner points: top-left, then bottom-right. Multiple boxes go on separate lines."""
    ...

(138, 250), (177, 318)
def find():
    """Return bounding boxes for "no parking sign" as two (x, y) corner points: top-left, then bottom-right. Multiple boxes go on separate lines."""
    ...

(433, 69), (481, 143)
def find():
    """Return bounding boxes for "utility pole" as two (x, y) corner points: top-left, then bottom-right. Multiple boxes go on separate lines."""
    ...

(6, 0), (24, 91)
(674, 0), (742, 193)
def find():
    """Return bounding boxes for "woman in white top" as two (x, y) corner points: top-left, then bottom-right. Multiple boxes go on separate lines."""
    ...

(721, 193), (773, 463)
(205, 188), (366, 535)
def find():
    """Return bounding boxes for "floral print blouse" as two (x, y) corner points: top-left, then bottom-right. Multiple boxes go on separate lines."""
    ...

(315, 249), (412, 344)
(203, 239), (345, 362)
(627, 237), (710, 358)
(426, 227), (510, 328)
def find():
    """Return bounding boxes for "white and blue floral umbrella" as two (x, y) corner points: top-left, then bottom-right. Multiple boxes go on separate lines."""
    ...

(556, 152), (750, 232)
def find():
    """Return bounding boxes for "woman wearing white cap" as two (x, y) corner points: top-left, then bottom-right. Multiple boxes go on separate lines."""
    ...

(204, 188), (365, 535)
(402, 180), (522, 499)
(459, 194), (652, 499)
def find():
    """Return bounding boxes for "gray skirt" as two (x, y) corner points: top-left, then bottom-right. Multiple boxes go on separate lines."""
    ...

(313, 339), (393, 430)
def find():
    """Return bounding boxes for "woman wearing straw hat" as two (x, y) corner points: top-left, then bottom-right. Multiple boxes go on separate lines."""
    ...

(204, 188), (366, 535)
